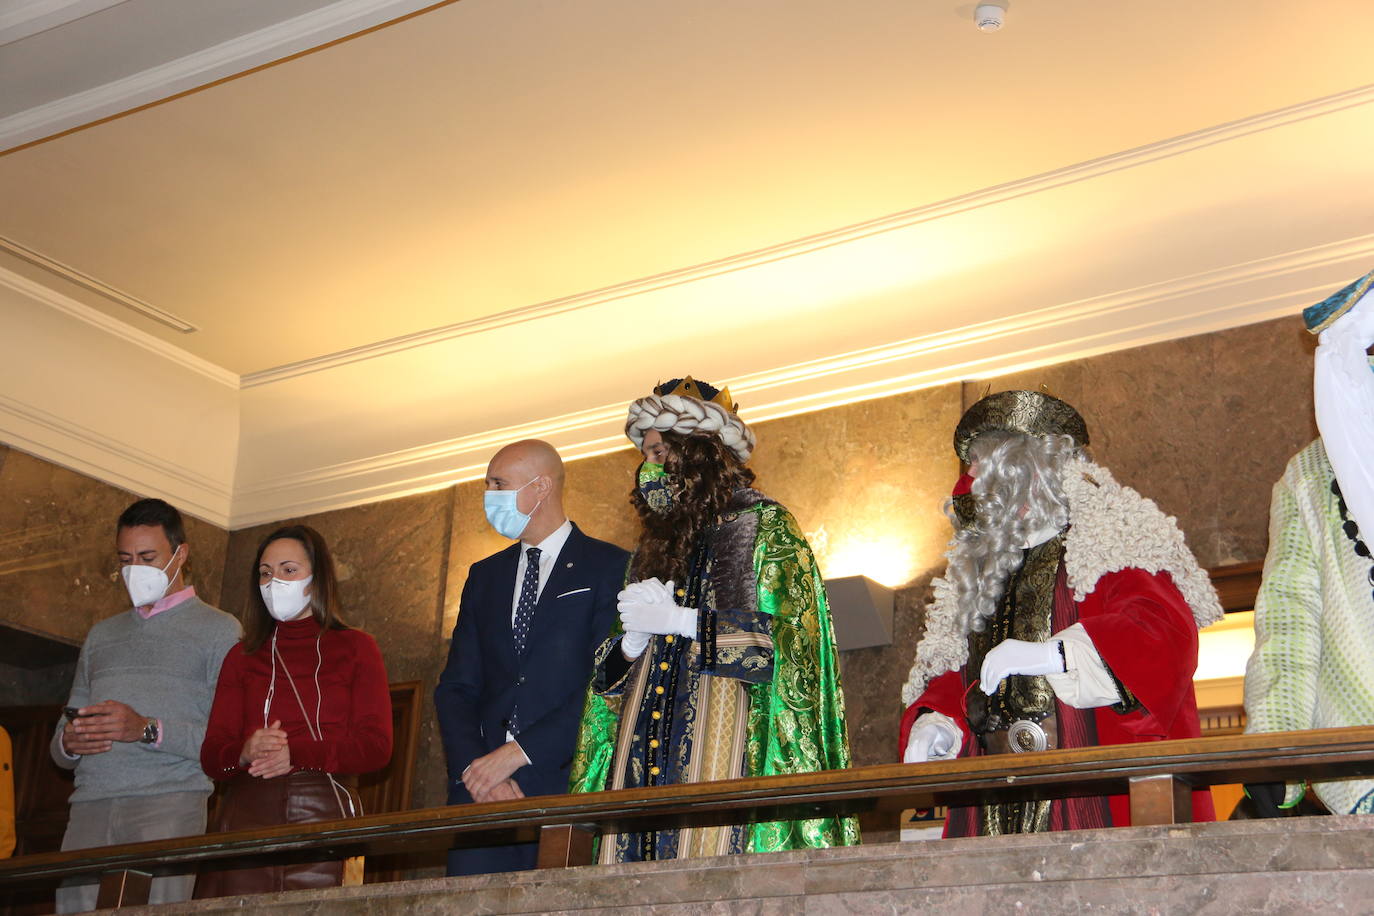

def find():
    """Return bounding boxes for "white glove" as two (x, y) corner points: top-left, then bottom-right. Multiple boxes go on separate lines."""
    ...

(980, 638), (1065, 695)
(618, 579), (696, 639)
(904, 713), (962, 763)
(620, 629), (651, 660)
(617, 579), (678, 659)
(618, 577), (672, 606)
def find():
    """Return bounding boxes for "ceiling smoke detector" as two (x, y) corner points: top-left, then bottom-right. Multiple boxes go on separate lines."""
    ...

(974, 3), (1006, 31)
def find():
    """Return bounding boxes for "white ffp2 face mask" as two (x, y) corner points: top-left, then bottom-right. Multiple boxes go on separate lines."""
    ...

(121, 548), (180, 608)
(261, 575), (314, 622)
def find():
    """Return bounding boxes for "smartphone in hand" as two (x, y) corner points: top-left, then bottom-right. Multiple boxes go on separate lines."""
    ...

(64, 706), (95, 719)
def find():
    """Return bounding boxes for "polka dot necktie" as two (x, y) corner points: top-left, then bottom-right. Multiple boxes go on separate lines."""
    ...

(509, 547), (541, 735)
(513, 546), (541, 658)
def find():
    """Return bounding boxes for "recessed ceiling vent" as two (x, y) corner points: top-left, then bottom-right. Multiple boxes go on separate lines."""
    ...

(0, 234), (197, 333)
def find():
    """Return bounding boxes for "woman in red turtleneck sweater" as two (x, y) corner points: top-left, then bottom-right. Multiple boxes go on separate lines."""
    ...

(196, 525), (392, 898)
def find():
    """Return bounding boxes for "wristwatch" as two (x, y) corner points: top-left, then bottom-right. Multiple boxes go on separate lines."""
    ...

(139, 718), (160, 745)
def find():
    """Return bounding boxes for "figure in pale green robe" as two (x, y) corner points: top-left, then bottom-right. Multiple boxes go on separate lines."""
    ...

(1245, 439), (1374, 814)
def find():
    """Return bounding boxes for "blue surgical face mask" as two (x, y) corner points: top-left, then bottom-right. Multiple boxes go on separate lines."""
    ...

(484, 477), (542, 540)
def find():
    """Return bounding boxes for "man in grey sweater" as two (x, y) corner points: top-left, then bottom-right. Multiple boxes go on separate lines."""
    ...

(50, 498), (240, 912)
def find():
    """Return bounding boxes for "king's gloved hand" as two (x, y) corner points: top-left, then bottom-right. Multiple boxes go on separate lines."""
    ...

(617, 579), (674, 659)
(904, 713), (962, 763)
(618, 577), (671, 606)
(618, 579), (697, 639)
(979, 638), (1065, 695)
(620, 629), (651, 660)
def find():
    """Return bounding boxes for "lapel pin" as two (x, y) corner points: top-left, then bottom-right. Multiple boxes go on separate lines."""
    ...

(566, 562), (574, 568)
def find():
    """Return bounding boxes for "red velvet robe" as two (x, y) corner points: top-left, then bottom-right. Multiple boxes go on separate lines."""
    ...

(899, 566), (1216, 833)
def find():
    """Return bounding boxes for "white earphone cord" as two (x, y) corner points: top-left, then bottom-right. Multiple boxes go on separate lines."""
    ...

(266, 631), (361, 819)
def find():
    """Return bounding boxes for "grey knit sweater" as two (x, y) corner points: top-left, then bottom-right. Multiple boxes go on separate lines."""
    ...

(50, 595), (242, 803)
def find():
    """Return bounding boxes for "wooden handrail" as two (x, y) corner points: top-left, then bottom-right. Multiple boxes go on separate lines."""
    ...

(4, 726), (1374, 905)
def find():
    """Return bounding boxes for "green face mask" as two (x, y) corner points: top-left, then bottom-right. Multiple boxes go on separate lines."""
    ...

(637, 462), (675, 514)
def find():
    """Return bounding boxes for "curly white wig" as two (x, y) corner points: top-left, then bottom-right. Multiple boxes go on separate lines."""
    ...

(901, 443), (1224, 706)
(626, 393), (756, 462)
(942, 432), (1078, 633)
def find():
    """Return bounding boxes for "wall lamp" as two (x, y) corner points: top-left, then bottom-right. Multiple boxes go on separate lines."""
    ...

(824, 575), (895, 651)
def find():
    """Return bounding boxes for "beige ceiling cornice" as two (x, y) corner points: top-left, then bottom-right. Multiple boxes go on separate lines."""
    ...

(227, 231), (1372, 526)
(239, 82), (1374, 388)
(0, 0), (460, 154)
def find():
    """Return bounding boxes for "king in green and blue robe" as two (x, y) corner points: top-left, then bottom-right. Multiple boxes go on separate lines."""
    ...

(569, 489), (859, 861)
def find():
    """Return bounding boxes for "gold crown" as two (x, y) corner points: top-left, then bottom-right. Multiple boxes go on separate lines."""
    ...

(654, 376), (738, 413)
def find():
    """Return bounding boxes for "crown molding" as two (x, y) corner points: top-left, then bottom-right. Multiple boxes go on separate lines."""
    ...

(226, 233), (1373, 528)
(14, 82), (1371, 397)
(0, 0), (127, 47)
(0, 0), (451, 151)
(239, 82), (1374, 390)
(736, 233), (1374, 420)
(0, 392), (232, 526)
(229, 407), (631, 526)
(0, 265), (238, 388)
(0, 235), (198, 333)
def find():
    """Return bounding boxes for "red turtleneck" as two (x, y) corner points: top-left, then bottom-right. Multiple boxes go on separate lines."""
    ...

(201, 616), (393, 779)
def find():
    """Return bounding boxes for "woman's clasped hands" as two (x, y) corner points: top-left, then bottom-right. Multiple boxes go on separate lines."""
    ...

(240, 719), (292, 778)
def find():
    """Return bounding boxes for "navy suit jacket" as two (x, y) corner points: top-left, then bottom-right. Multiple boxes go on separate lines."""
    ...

(434, 522), (627, 804)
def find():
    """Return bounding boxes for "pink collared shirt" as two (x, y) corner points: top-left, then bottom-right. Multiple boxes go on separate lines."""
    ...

(137, 585), (196, 620)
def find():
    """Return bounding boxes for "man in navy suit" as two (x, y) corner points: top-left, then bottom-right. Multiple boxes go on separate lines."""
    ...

(435, 439), (628, 875)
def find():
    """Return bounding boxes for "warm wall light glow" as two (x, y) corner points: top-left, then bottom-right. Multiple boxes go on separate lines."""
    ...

(818, 536), (924, 590)
(1194, 611), (1256, 682)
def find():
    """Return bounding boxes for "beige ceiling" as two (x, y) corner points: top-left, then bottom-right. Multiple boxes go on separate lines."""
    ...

(4, 0), (1374, 376)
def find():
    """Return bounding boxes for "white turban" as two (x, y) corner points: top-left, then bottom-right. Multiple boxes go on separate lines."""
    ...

(626, 393), (756, 462)
(1314, 287), (1374, 540)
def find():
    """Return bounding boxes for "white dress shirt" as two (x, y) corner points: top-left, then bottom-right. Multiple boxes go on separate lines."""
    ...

(510, 519), (573, 622)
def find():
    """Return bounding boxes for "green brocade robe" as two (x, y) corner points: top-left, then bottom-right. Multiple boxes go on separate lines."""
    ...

(569, 490), (860, 862)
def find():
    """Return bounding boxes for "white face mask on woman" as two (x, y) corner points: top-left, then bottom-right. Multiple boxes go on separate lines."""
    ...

(261, 575), (314, 622)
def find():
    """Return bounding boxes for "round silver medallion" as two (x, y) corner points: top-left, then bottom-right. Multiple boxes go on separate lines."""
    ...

(1007, 719), (1050, 753)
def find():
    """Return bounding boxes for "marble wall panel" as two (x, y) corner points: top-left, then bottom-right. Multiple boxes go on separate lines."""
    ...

(561, 449), (643, 554)
(0, 445), (230, 647)
(222, 489), (455, 810)
(1206, 317), (1318, 564)
(748, 383), (963, 590)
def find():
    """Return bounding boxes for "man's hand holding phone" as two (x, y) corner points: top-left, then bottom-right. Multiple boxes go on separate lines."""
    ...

(61, 701), (144, 756)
